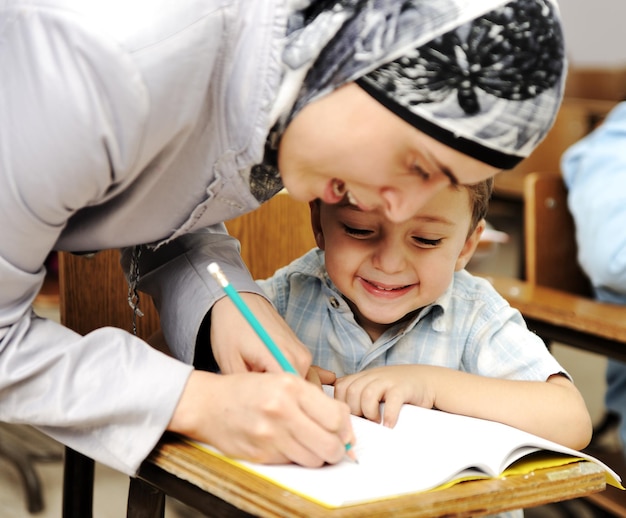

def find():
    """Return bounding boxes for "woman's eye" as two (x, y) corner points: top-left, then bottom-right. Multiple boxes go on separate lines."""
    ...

(411, 163), (431, 181)
(343, 224), (373, 237)
(414, 237), (442, 247)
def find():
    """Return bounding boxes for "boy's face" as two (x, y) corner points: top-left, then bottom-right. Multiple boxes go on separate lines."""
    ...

(311, 186), (483, 339)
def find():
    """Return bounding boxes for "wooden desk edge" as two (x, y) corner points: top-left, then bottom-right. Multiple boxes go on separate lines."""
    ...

(483, 275), (626, 361)
(140, 436), (607, 518)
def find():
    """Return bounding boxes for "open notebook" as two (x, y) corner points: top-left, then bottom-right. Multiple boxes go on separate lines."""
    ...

(190, 388), (622, 509)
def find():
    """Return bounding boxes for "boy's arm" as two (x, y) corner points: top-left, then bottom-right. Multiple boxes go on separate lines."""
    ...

(334, 365), (592, 450)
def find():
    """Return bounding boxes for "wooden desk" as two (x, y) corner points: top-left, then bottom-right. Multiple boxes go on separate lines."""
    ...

(486, 276), (626, 363)
(135, 434), (607, 518)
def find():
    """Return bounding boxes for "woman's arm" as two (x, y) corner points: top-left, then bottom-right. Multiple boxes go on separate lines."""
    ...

(132, 231), (314, 375)
(0, 2), (184, 476)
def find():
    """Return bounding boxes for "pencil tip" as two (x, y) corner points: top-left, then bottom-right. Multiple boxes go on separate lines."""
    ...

(345, 443), (359, 464)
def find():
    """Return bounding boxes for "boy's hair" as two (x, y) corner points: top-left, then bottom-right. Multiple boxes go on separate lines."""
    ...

(463, 177), (494, 236)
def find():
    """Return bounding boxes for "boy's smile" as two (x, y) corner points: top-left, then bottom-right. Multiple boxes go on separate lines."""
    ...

(357, 276), (416, 300)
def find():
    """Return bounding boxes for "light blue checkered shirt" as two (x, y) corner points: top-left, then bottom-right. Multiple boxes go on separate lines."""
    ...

(258, 249), (568, 518)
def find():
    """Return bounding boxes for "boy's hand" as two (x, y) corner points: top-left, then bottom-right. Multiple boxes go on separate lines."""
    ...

(306, 365), (337, 388)
(334, 365), (434, 427)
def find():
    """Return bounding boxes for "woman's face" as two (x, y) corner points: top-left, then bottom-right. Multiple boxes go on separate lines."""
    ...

(278, 83), (501, 223)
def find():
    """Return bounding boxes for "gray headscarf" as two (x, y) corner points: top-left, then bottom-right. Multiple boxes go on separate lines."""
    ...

(250, 0), (565, 200)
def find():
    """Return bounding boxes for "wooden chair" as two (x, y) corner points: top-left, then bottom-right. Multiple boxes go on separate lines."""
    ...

(58, 192), (314, 517)
(224, 191), (316, 280)
(565, 66), (626, 102)
(523, 171), (593, 297)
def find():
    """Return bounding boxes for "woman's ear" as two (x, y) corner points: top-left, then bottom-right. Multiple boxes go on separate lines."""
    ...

(455, 219), (486, 271)
(309, 200), (326, 250)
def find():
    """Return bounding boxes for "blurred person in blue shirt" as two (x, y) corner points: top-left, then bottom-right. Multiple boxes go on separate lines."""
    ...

(563, 101), (626, 454)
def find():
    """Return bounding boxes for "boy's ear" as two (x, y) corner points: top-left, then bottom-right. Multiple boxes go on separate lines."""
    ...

(455, 219), (486, 271)
(309, 200), (326, 250)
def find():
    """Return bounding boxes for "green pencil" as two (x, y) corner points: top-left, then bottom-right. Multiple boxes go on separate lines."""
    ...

(207, 262), (357, 463)
(207, 261), (298, 374)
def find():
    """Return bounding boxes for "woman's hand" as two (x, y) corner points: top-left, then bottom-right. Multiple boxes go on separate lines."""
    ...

(210, 293), (312, 376)
(169, 370), (355, 467)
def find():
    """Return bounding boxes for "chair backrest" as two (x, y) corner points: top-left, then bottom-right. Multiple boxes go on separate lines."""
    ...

(59, 191), (315, 336)
(523, 171), (593, 297)
(225, 191), (316, 280)
(565, 66), (626, 102)
(58, 250), (162, 339)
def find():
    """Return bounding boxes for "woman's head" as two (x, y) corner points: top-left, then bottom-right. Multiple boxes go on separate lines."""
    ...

(279, 83), (500, 222)
(275, 0), (564, 222)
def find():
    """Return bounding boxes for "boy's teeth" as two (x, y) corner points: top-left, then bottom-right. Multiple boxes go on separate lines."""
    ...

(369, 280), (400, 291)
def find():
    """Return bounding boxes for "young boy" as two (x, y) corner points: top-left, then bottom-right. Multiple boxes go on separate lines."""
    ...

(257, 179), (592, 453)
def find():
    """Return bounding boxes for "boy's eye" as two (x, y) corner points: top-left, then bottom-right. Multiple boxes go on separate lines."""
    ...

(414, 237), (442, 247)
(343, 224), (373, 237)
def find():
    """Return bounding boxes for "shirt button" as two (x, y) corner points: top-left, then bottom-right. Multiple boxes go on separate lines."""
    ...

(329, 297), (340, 308)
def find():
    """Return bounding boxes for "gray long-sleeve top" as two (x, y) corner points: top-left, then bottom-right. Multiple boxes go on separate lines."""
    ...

(0, 0), (279, 474)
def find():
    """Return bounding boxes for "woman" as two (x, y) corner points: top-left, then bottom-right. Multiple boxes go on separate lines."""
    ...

(0, 0), (566, 475)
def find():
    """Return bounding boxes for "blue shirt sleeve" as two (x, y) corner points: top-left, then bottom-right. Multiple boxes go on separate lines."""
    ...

(561, 101), (626, 298)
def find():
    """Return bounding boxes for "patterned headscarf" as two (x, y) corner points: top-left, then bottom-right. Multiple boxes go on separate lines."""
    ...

(250, 0), (565, 200)
(356, 1), (564, 169)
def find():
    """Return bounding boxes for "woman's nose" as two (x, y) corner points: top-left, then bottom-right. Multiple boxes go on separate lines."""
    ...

(383, 202), (416, 224)
(380, 183), (447, 223)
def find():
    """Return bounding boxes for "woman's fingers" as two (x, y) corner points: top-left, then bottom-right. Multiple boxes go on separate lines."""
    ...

(173, 371), (354, 467)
